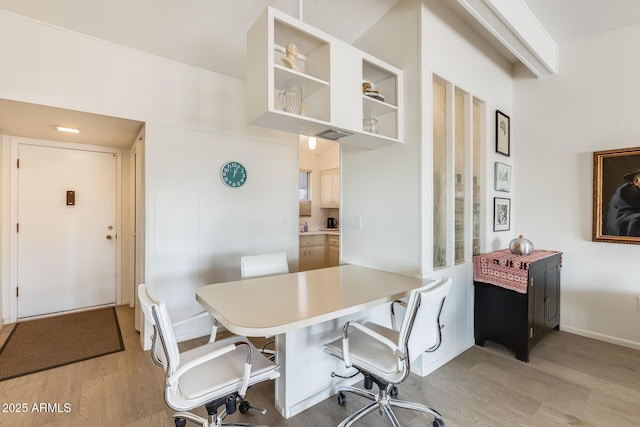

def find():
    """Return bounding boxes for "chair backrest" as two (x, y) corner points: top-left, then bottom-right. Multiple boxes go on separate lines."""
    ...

(138, 283), (156, 326)
(241, 252), (289, 279)
(398, 277), (452, 364)
(138, 283), (167, 366)
(144, 283), (181, 375)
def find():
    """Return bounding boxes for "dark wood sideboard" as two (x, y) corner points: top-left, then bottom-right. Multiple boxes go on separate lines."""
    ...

(474, 251), (562, 362)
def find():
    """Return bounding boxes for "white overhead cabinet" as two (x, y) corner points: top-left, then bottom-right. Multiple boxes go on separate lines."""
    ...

(247, 7), (403, 149)
(320, 168), (340, 208)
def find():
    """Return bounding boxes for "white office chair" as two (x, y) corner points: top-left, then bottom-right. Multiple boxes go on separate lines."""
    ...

(240, 252), (289, 359)
(138, 284), (219, 366)
(324, 277), (452, 427)
(140, 283), (280, 427)
(240, 252), (289, 279)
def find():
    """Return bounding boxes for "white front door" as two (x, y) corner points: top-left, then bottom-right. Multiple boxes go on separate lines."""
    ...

(17, 143), (117, 318)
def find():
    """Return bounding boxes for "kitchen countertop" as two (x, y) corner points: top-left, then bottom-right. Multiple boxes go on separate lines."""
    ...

(299, 228), (339, 236)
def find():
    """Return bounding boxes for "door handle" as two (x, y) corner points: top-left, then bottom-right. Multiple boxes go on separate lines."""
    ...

(106, 235), (113, 240)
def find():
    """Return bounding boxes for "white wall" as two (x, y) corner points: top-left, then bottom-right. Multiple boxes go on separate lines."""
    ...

(421, 0), (515, 254)
(342, 0), (423, 276)
(0, 10), (299, 336)
(145, 123), (298, 324)
(347, 0), (514, 274)
(514, 25), (640, 349)
(342, 0), (516, 374)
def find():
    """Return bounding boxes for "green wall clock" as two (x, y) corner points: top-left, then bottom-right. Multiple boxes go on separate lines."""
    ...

(220, 161), (247, 188)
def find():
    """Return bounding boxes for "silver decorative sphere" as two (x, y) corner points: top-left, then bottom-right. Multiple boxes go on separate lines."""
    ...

(509, 235), (534, 256)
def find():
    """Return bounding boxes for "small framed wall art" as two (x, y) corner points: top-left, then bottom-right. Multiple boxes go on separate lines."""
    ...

(496, 110), (510, 156)
(494, 162), (511, 192)
(493, 197), (511, 231)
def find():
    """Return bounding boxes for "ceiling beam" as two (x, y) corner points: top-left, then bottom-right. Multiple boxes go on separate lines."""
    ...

(456, 0), (558, 77)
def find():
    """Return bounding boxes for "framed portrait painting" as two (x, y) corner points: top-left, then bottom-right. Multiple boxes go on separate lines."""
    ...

(593, 146), (640, 244)
(494, 197), (511, 231)
(495, 162), (511, 192)
(496, 110), (510, 156)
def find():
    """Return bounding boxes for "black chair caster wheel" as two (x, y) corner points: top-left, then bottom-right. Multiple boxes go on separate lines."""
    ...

(175, 418), (187, 427)
(433, 417), (446, 427)
(389, 385), (399, 397)
(337, 391), (347, 406)
(239, 400), (251, 414)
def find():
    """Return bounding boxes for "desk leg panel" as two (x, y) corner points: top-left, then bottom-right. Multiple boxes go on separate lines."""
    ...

(274, 304), (391, 418)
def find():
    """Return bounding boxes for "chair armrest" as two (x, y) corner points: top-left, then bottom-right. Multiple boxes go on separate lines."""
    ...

(390, 300), (407, 331)
(341, 321), (402, 368)
(172, 310), (215, 328)
(166, 341), (254, 398)
(172, 311), (219, 342)
(235, 342), (252, 397)
(167, 342), (237, 387)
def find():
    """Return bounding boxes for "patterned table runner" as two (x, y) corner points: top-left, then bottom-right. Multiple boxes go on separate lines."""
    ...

(473, 249), (562, 294)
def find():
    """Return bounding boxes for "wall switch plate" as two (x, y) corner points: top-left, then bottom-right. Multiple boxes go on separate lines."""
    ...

(347, 216), (363, 230)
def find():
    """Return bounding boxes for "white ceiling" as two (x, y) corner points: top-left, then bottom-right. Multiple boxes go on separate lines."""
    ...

(0, 98), (143, 148)
(524, 0), (640, 44)
(0, 0), (402, 82)
(1, 0), (640, 148)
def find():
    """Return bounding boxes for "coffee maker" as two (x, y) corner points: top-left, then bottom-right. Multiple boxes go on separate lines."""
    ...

(327, 217), (338, 229)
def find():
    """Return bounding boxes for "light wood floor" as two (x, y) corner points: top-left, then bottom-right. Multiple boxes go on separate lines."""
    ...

(0, 305), (638, 426)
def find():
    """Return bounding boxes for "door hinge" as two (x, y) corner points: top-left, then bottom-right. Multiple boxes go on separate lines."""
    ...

(16, 158), (19, 168)
(530, 277), (534, 287)
(16, 223), (19, 233)
(529, 327), (533, 338)
(16, 286), (19, 297)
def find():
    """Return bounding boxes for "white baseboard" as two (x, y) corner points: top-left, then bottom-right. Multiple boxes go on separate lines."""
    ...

(277, 375), (360, 419)
(560, 324), (640, 350)
(413, 339), (474, 377)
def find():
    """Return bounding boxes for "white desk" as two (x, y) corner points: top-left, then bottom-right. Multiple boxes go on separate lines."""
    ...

(196, 264), (428, 418)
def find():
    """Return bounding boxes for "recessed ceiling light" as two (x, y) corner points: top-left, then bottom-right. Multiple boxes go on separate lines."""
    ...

(55, 126), (80, 134)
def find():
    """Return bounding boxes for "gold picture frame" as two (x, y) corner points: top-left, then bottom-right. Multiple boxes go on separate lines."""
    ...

(593, 146), (640, 244)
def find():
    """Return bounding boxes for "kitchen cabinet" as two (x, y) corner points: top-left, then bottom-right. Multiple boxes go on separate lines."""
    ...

(320, 168), (340, 207)
(474, 252), (561, 362)
(246, 7), (403, 149)
(299, 234), (326, 271)
(299, 233), (340, 271)
(327, 235), (339, 267)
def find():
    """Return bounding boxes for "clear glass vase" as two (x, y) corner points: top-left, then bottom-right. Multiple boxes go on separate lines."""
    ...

(280, 86), (303, 114)
(363, 116), (379, 134)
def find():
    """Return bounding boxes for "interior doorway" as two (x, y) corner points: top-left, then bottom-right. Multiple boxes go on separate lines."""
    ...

(298, 136), (340, 271)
